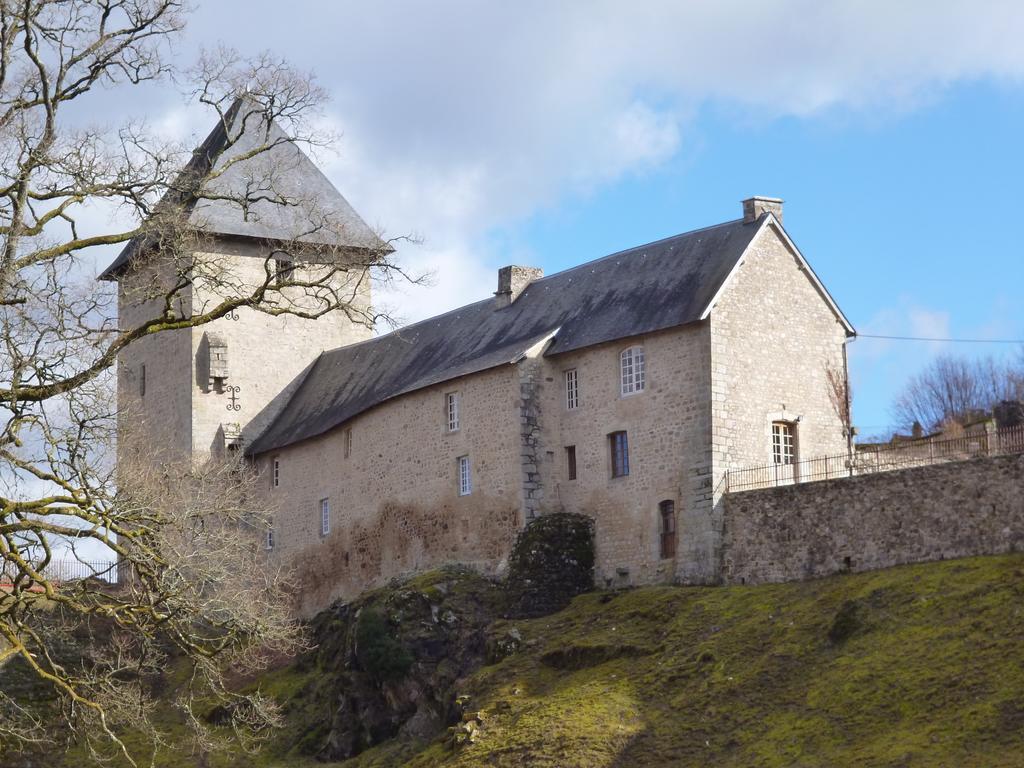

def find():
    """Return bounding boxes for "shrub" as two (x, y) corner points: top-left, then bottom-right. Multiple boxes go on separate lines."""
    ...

(355, 609), (413, 682)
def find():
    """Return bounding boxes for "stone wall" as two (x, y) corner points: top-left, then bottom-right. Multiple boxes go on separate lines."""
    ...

(259, 364), (524, 616)
(703, 221), (851, 583)
(536, 324), (711, 589)
(115, 237), (372, 465)
(721, 453), (1024, 584)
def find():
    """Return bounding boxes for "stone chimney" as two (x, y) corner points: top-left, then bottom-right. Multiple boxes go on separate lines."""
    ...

(495, 265), (543, 305)
(742, 196), (783, 224)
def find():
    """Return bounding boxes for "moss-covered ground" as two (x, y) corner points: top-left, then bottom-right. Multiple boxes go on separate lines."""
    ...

(52, 553), (1024, 767)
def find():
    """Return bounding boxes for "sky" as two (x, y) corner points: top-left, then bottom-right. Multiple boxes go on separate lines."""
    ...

(88, 0), (1024, 439)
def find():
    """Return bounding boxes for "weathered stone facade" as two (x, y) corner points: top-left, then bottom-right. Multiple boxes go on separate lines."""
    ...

(259, 366), (525, 615)
(115, 188), (857, 615)
(721, 453), (1024, 584)
(116, 238), (370, 465)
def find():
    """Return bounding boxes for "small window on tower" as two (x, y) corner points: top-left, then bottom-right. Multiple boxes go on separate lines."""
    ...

(274, 257), (295, 286)
(272, 457), (280, 488)
(139, 364), (146, 397)
(265, 524), (275, 551)
(565, 445), (577, 481)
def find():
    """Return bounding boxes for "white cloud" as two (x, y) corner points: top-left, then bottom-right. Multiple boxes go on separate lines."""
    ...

(125, 2), (1024, 324)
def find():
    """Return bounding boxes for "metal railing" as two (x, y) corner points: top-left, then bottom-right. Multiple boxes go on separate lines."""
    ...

(0, 558), (119, 586)
(725, 424), (1024, 493)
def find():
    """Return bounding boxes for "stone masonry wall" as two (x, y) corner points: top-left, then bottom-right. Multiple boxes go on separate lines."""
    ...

(189, 240), (372, 457)
(117, 257), (194, 459)
(721, 453), (1024, 584)
(258, 364), (523, 617)
(537, 325), (712, 588)
(703, 221), (850, 584)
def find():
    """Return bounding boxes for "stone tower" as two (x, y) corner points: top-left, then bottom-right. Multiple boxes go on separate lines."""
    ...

(101, 98), (386, 461)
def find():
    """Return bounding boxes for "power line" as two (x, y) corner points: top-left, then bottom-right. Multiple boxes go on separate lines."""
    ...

(856, 333), (1024, 344)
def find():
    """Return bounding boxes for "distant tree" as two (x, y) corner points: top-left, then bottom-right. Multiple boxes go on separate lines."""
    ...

(0, 1), (409, 764)
(890, 353), (1024, 433)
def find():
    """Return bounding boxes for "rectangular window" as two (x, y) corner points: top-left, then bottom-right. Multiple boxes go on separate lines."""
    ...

(265, 525), (275, 551)
(620, 346), (646, 396)
(565, 369), (579, 410)
(446, 392), (460, 432)
(320, 498), (331, 537)
(772, 422), (795, 465)
(139, 363), (146, 397)
(659, 500), (676, 559)
(272, 457), (280, 488)
(609, 431), (630, 478)
(344, 428), (352, 459)
(275, 258), (295, 286)
(566, 445), (577, 481)
(457, 455), (472, 496)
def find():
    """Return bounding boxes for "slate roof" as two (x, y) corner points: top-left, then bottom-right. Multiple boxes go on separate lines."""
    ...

(247, 215), (776, 456)
(99, 97), (385, 280)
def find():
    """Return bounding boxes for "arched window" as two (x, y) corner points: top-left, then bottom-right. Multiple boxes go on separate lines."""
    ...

(659, 500), (676, 559)
(620, 345), (645, 395)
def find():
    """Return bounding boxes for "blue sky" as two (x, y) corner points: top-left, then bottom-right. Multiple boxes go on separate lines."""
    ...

(113, 2), (1024, 438)
(499, 82), (1024, 436)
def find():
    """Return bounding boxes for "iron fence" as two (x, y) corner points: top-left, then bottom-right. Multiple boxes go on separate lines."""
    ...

(0, 557), (119, 586)
(725, 424), (1024, 493)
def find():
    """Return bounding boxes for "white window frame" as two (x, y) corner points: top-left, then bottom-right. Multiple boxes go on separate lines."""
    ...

(620, 346), (646, 396)
(272, 457), (280, 488)
(446, 392), (460, 432)
(457, 455), (472, 496)
(265, 525), (275, 551)
(320, 497), (331, 536)
(772, 422), (796, 466)
(565, 368), (579, 410)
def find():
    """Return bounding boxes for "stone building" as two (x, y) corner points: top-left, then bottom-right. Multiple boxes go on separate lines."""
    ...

(105, 103), (855, 614)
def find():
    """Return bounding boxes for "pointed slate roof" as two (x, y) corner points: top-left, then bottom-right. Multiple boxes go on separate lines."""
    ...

(247, 215), (775, 456)
(100, 97), (385, 280)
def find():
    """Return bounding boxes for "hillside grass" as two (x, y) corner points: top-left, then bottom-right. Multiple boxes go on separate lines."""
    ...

(54, 552), (1024, 767)
(358, 553), (1024, 768)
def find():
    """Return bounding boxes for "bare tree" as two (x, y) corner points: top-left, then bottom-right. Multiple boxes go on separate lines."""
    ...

(891, 353), (1024, 433)
(0, 2), (409, 763)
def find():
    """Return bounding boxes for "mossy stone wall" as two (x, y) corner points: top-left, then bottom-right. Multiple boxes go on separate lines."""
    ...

(505, 512), (595, 617)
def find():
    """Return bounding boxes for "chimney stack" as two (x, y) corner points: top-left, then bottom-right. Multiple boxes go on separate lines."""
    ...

(742, 196), (783, 224)
(495, 265), (543, 305)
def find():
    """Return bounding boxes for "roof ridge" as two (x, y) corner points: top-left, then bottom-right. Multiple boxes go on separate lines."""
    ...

(320, 216), (750, 357)
(528, 216), (748, 286)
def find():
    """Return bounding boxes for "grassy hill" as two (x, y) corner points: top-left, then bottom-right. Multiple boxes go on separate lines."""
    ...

(54, 552), (1024, 767)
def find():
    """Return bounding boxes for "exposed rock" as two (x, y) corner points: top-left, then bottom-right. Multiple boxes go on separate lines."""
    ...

(300, 566), (505, 762)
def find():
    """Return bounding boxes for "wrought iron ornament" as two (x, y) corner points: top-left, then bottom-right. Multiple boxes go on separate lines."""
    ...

(226, 385), (241, 411)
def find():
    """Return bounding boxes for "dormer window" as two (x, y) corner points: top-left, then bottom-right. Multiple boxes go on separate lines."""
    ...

(620, 346), (645, 396)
